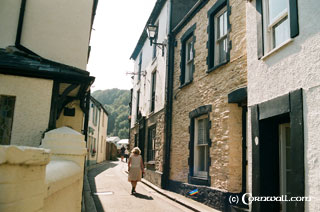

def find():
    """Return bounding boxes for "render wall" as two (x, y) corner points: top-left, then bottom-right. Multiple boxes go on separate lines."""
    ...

(0, 0), (20, 48)
(246, 1), (320, 210)
(0, 0), (93, 70)
(0, 74), (52, 147)
(97, 112), (108, 163)
(170, 0), (247, 193)
(56, 100), (84, 134)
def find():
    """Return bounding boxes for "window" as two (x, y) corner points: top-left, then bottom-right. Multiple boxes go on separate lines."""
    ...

(180, 24), (196, 86)
(256, 0), (299, 57)
(136, 90), (140, 122)
(150, 71), (156, 113)
(152, 23), (159, 59)
(185, 36), (194, 83)
(147, 125), (156, 161)
(194, 116), (209, 178)
(0, 95), (16, 145)
(138, 53), (142, 81)
(215, 8), (228, 64)
(188, 105), (212, 185)
(263, 0), (290, 51)
(207, 0), (229, 71)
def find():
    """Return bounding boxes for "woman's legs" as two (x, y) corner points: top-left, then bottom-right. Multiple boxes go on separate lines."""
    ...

(130, 181), (137, 194)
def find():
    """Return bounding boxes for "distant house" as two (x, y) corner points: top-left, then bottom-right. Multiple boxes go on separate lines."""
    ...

(107, 136), (120, 144)
(0, 0), (98, 146)
(87, 96), (108, 165)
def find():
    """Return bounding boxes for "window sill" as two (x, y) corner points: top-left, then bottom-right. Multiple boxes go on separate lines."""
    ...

(206, 60), (228, 73)
(179, 80), (193, 89)
(189, 176), (209, 186)
(261, 38), (293, 60)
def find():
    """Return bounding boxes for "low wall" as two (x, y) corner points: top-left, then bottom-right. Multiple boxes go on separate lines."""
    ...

(0, 127), (86, 212)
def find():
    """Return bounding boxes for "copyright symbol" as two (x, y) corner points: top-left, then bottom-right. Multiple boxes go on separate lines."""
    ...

(229, 195), (239, 204)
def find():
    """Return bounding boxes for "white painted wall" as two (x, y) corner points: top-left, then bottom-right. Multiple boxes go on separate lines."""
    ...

(0, 74), (53, 147)
(246, 1), (320, 210)
(0, 0), (93, 70)
(97, 111), (108, 163)
(0, 0), (20, 48)
(21, 0), (93, 69)
(131, 1), (169, 128)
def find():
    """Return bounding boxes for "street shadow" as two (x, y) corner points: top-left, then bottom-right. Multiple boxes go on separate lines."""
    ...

(86, 160), (118, 212)
(132, 192), (154, 200)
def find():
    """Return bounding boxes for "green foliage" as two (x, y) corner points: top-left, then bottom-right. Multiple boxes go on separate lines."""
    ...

(92, 88), (130, 139)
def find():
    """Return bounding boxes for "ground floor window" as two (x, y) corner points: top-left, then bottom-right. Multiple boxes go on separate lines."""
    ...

(188, 105), (212, 185)
(0, 95), (16, 145)
(147, 125), (156, 161)
(194, 116), (209, 178)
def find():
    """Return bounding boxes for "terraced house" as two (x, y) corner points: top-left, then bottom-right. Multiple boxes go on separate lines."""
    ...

(129, 0), (198, 188)
(166, 0), (247, 210)
(247, 0), (320, 211)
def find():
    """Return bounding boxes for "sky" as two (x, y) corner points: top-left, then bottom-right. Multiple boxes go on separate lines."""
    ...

(87, 0), (157, 92)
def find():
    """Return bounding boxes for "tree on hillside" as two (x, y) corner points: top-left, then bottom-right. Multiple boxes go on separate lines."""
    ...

(92, 89), (130, 139)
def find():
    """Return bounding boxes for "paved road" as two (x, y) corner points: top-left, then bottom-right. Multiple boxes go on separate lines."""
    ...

(87, 160), (193, 212)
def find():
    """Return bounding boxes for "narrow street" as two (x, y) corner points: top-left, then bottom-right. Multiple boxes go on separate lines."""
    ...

(87, 160), (194, 212)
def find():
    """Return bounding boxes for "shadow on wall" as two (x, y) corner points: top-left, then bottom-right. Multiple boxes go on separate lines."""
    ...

(87, 162), (117, 212)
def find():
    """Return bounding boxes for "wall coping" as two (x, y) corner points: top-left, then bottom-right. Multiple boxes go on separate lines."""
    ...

(45, 159), (82, 197)
(0, 145), (50, 165)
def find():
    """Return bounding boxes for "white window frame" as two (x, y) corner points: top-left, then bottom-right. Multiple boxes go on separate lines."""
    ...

(185, 36), (194, 84)
(194, 115), (209, 178)
(279, 123), (291, 212)
(262, 0), (290, 53)
(214, 7), (228, 65)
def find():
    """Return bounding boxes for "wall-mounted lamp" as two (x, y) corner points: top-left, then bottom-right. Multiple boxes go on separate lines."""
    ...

(146, 24), (166, 56)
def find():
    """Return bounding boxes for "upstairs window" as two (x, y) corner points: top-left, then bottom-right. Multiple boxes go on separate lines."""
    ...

(207, 0), (230, 72)
(263, 0), (290, 51)
(150, 71), (156, 113)
(138, 53), (142, 81)
(135, 90), (140, 122)
(180, 24), (196, 87)
(215, 8), (228, 64)
(256, 0), (299, 57)
(0, 95), (16, 145)
(185, 36), (194, 83)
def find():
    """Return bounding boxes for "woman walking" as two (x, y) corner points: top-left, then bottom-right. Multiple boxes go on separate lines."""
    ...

(128, 147), (144, 194)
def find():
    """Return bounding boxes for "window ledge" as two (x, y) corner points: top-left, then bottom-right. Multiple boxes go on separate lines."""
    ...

(179, 80), (193, 89)
(206, 60), (228, 73)
(261, 38), (294, 60)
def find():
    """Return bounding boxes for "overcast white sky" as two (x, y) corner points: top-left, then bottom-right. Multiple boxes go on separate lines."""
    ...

(87, 0), (157, 92)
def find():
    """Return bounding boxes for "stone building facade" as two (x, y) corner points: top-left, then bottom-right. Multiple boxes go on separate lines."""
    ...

(168, 0), (247, 210)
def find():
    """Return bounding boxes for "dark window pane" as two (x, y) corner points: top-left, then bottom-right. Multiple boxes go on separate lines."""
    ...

(0, 96), (16, 145)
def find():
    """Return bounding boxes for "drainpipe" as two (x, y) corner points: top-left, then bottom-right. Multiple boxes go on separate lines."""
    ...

(15, 0), (39, 56)
(162, 0), (174, 189)
(242, 106), (247, 193)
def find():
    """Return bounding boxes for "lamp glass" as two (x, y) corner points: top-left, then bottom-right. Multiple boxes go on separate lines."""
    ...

(147, 24), (157, 39)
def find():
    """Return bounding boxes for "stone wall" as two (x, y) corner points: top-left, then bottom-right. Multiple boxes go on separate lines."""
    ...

(129, 109), (165, 187)
(170, 0), (247, 193)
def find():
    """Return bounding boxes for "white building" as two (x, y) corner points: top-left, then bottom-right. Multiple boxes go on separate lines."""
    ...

(246, 0), (320, 211)
(87, 96), (108, 165)
(129, 0), (198, 188)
